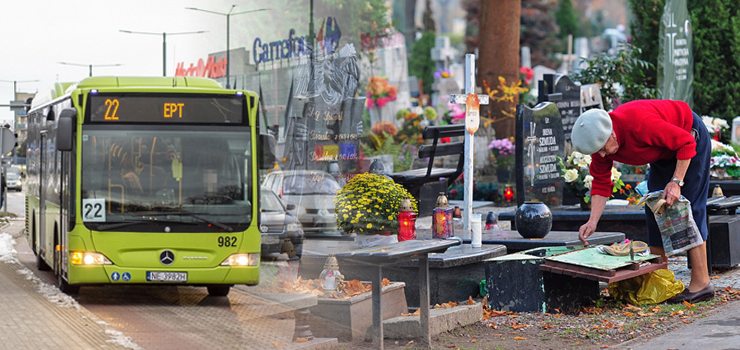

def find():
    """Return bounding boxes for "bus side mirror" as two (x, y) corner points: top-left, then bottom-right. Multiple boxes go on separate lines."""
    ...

(57, 108), (77, 152)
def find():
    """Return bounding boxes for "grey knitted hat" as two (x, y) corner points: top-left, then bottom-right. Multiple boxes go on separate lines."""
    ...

(571, 109), (613, 155)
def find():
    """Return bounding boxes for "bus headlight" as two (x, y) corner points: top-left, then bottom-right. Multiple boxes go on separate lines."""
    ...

(71, 252), (113, 265)
(220, 253), (259, 266)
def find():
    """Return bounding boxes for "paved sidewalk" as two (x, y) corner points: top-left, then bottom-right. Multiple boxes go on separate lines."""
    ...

(617, 300), (740, 350)
(0, 219), (135, 350)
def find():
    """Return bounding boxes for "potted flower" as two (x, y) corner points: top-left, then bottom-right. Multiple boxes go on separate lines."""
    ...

(559, 151), (626, 209)
(703, 115), (729, 142)
(488, 138), (515, 184)
(334, 173), (418, 237)
(366, 75), (397, 110)
(710, 140), (740, 179)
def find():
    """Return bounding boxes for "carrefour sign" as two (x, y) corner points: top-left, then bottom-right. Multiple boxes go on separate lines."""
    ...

(253, 18), (341, 64)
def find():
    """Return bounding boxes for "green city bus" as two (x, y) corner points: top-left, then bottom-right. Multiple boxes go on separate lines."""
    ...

(26, 76), (261, 296)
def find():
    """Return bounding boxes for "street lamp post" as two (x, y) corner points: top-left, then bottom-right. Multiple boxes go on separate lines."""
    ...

(119, 30), (207, 76)
(58, 62), (123, 77)
(186, 6), (269, 89)
(0, 79), (39, 158)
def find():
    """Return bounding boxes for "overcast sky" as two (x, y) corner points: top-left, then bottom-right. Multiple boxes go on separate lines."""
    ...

(0, 0), (278, 125)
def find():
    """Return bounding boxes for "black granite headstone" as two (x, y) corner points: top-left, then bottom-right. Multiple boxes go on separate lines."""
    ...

(515, 102), (565, 207)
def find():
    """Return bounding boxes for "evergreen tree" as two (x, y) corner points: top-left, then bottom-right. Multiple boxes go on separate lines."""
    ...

(408, 31), (436, 100)
(555, 0), (578, 42)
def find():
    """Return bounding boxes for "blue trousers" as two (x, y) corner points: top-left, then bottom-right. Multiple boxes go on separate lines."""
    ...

(645, 112), (711, 247)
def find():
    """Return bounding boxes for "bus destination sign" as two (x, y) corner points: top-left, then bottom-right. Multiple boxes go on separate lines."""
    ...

(88, 94), (244, 124)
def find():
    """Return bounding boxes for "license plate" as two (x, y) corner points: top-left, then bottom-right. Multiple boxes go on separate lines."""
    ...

(147, 271), (187, 282)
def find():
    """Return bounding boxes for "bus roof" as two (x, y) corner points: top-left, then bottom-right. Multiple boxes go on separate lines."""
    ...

(76, 76), (224, 89)
(31, 76), (226, 110)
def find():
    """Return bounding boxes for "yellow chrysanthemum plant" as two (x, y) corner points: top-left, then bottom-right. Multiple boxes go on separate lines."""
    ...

(334, 173), (418, 235)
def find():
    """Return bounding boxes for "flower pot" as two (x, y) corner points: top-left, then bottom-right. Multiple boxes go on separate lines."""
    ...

(514, 201), (553, 239)
(496, 169), (511, 184)
(579, 197), (592, 211)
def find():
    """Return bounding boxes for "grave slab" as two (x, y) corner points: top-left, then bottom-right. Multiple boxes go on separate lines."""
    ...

(309, 282), (407, 341)
(300, 239), (506, 308)
(418, 229), (624, 254)
(374, 303), (482, 340)
(499, 205), (646, 243)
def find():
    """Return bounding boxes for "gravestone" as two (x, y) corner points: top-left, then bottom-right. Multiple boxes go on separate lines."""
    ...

(521, 46), (531, 69)
(658, 0), (693, 106)
(283, 43), (365, 175)
(431, 36), (456, 108)
(580, 84), (603, 113)
(515, 102), (565, 207)
(538, 74), (581, 146)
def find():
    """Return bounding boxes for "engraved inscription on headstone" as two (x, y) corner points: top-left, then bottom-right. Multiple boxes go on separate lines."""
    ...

(551, 75), (581, 144)
(515, 102), (565, 207)
(283, 43), (365, 176)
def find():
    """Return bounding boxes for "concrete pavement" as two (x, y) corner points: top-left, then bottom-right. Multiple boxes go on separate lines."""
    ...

(617, 300), (740, 350)
(0, 219), (136, 350)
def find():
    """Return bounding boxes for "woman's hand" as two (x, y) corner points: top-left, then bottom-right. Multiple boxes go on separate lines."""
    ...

(663, 181), (681, 206)
(579, 221), (598, 246)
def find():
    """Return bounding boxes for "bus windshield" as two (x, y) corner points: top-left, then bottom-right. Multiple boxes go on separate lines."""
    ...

(81, 127), (252, 232)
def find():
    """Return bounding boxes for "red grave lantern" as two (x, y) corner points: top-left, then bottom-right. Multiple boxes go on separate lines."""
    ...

(397, 197), (417, 242)
(504, 186), (514, 202)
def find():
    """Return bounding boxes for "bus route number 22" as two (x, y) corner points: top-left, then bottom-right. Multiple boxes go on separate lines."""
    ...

(82, 199), (106, 222)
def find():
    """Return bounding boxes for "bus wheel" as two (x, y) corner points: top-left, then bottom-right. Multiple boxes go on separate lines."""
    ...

(36, 251), (51, 271)
(57, 274), (80, 294)
(207, 285), (231, 297)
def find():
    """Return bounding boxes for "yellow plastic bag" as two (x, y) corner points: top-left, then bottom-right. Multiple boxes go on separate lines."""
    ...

(607, 269), (684, 305)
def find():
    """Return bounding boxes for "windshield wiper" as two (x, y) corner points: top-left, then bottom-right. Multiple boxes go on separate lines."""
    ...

(149, 212), (234, 232)
(96, 218), (197, 231)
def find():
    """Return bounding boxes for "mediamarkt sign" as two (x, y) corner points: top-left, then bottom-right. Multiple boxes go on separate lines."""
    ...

(174, 55), (227, 78)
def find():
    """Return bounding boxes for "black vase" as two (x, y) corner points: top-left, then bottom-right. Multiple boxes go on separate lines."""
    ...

(515, 201), (553, 239)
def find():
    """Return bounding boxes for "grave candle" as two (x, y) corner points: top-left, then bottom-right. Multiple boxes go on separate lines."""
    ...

(397, 197), (417, 241)
(432, 192), (454, 239)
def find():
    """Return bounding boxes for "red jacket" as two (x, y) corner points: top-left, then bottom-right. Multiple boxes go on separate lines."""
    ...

(589, 100), (696, 198)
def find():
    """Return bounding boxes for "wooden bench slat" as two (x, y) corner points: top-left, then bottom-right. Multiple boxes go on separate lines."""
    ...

(418, 142), (464, 158)
(422, 124), (465, 139)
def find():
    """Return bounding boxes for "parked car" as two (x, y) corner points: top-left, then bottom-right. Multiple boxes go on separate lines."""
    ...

(260, 188), (304, 261)
(262, 170), (341, 234)
(5, 172), (21, 191)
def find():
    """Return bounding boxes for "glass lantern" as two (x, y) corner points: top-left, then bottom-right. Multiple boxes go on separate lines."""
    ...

(432, 192), (454, 239)
(318, 255), (342, 293)
(397, 197), (417, 241)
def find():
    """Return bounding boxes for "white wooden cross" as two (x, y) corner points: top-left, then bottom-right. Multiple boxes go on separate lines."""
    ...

(561, 34), (578, 74)
(448, 54), (489, 240)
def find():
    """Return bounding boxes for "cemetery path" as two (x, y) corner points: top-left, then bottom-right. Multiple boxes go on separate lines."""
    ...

(339, 256), (740, 349)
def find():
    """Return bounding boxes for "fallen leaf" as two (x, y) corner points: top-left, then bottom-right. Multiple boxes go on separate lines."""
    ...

(293, 338), (308, 343)
(508, 314), (518, 318)
(682, 319), (691, 324)
(272, 341), (285, 348)
(514, 337), (527, 340)
(407, 340), (414, 344)
(650, 306), (662, 312)
(467, 296), (475, 305)
(402, 309), (421, 316)
(637, 311), (654, 317)
(470, 339), (477, 343)
(512, 324), (529, 330)
(489, 310), (508, 317)
(488, 323), (498, 329)
(623, 304), (641, 312)
(443, 345), (456, 348)
(710, 276), (720, 279)
(542, 324), (555, 329)
(683, 300), (695, 308)
(623, 312), (635, 317)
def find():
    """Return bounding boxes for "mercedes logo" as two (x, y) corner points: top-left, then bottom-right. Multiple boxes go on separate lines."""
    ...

(160, 250), (175, 265)
(260, 225), (269, 233)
